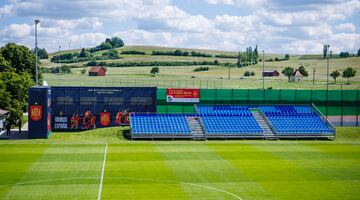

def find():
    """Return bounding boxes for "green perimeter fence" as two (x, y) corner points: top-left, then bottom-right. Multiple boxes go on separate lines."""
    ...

(156, 89), (360, 126)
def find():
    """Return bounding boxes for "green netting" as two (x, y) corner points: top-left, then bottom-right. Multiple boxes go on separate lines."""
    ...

(183, 105), (195, 114)
(199, 89), (216, 101)
(233, 90), (249, 102)
(157, 89), (166, 101)
(156, 105), (167, 113)
(248, 90), (264, 103)
(280, 90), (296, 103)
(296, 90), (312, 103)
(166, 105), (184, 113)
(264, 90), (280, 103)
(216, 89), (234, 104)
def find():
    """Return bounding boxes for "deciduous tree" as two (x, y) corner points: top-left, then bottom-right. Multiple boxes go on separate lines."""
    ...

(282, 67), (294, 82)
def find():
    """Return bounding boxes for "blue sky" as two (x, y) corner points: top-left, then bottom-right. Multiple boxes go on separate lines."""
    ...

(0, 0), (359, 53)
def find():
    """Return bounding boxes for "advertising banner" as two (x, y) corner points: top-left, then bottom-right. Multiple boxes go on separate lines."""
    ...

(51, 87), (156, 130)
(166, 88), (200, 103)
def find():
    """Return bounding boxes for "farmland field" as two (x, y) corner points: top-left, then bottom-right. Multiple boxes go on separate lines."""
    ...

(1, 127), (359, 200)
(43, 45), (360, 89)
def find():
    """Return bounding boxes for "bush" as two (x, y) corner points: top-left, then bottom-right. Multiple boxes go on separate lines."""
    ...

(102, 50), (119, 59)
(86, 61), (107, 66)
(152, 49), (189, 56)
(50, 65), (71, 74)
(215, 54), (237, 58)
(244, 71), (251, 76)
(193, 67), (209, 72)
(101, 60), (221, 67)
(190, 51), (212, 57)
(81, 68), (86, 75)
(250, 71), (255, 76)
(121, 50), (145, 55)
(41, 67), (51, 73)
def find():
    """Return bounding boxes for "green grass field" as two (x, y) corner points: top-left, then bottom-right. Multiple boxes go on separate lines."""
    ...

(1, 127), (359, 200)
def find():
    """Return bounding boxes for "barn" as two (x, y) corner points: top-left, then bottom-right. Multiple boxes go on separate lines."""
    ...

(88, 66), (106, 76)
(263, 70), (280, 77)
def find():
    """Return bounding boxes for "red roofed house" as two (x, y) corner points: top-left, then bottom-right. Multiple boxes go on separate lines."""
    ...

(290, 69), (303, 82)
(88, 66), (106, 76)
(262, 70), (280, 77)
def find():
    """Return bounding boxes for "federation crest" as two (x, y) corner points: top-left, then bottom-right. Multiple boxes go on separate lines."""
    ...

(100, 112), (110, 127)
(30, 105), (43, 121)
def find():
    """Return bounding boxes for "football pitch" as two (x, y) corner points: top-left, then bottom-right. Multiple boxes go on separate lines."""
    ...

(0, 127), (359, 200)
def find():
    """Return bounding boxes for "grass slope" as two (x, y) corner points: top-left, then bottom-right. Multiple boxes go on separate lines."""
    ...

(0, 127), (359, 199)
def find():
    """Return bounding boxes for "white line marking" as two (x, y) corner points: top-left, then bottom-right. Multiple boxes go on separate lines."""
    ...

(98, 144), (108, 200)
(0, 176), (243, 200)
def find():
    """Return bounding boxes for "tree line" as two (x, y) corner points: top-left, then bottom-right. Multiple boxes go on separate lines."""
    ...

(89, 37), (124, 53)
(323, 46), (360, 59)
(86, 60), (221, 67)
(51, 48), (121, 63)
(236, 45), (259, 67)
(281, 65), (357, 84)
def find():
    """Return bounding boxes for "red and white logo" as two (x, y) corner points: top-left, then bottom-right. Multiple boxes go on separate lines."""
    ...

(100, 112), (110, 127)
(30, 105), (43, 121)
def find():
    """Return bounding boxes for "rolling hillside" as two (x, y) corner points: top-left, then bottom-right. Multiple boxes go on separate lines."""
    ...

(42, 45), (360, 90)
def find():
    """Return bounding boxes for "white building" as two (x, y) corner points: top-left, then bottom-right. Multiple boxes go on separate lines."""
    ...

(290, 69), (303, 82)
(0, 109), (9, 133)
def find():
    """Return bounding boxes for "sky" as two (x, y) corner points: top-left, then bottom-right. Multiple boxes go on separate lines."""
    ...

(0, 0), (359, 53)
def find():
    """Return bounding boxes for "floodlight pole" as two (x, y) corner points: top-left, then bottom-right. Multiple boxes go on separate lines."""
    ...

(228, 63), (230, 80)
(262, 50), (265, 90)
(58, 46), (61, 86)
(326, 45), (330, 91)
(34, 19), (40, 85)
(325, 44), (330, 117)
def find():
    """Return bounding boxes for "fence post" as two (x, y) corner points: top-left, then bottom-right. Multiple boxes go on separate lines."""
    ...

(341, 90), (343, 126)
(326, 89), (328, 117)
(357, 90), (359, 126)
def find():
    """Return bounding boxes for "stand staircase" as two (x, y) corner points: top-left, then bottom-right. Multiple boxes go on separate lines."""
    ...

(187, 117), (206, 141)
(251, 109), (278, 140)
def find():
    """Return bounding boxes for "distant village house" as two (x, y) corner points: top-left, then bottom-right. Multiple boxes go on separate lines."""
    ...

(263, 70), (280, 77)
(88, 66), (106, 76)
(290, 69), (303, 82)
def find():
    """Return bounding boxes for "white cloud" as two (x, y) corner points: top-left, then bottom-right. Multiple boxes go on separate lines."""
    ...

(40, 18), (102, 30)
(0, 4), (14, 18)
(205, 0), (268, 7)
(0, 0), (359, 53)
(301, 24), (333, 39)
(0, 23), (32, 38)
(335, 23), (356, 32)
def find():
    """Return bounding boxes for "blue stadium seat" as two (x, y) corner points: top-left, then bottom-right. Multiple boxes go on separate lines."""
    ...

(130, 114), (191, 135)
(196, 105), (264, 135)
(259, 105), (335, 135)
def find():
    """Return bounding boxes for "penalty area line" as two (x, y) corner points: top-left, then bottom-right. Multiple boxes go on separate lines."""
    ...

(98, 143), (108, 200)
